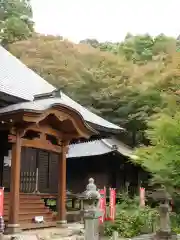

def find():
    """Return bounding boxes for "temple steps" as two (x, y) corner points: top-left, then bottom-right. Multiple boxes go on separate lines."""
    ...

(4, 206), (48, 211)
(3, 193), (55, 225)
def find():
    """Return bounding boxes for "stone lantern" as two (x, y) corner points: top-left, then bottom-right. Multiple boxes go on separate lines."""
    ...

(148, 188), (177, 240)
(80, 178), (102, 240)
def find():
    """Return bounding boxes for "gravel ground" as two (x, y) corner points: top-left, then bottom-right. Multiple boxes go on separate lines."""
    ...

(2, 225), (180, 240)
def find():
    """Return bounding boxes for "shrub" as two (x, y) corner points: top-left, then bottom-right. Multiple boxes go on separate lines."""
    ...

(104, 206), (158, 238)
(104, 194), (159, 238)
(104, 193), (180, 237)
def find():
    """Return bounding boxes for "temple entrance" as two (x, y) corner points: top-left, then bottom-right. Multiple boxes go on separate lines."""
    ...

(20, 147), (59, 193)
(20, 147), (36, 193)
(3, 147), (59, 194)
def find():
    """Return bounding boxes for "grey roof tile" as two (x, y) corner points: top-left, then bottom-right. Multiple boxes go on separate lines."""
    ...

(67, 138), (133, 158)
(68, 139), (111, 158)
(0, 45), (122, 131)
(0, 45), (55, 101)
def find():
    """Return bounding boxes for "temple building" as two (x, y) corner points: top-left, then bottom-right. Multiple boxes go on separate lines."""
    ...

(0, 45), (139, 233)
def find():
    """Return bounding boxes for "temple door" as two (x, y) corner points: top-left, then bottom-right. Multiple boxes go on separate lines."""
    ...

(49, 152), (59, 193)
(38, 150), (59, 193)
(38, 150), (49, 193)
(20, 147), (36, 193)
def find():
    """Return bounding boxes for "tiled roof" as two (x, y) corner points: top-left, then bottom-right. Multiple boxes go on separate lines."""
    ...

(67, 137), (133, 158)
(0, 92), (123, 131)
(0, 45), (123, 131)
(0, 45), (55, 101)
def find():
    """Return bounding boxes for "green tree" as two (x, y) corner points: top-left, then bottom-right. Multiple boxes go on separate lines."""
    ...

(152, 34), (175, 55)
(0, 0), (34, 46)
(119, 34), (154, 63)
(134, 96), (180, 191)
(79, 38), (99, 48)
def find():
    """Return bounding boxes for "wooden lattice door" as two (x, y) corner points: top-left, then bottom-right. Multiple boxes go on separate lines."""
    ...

(38, 151), (59, 193)
(49, 152), (59, 193)
(38, 150), (49, 193)
(20, 147), (36, 193)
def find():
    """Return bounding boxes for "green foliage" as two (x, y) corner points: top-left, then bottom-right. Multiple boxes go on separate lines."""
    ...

(104, 195), (159, 238)
(134, 97), (180, 191)
(104, 194), (180, 237)
(0, 0), (34, 46)
(170, 213), (180, 233)
(81, 34), (175, 63)
(79, 38), (99, 48)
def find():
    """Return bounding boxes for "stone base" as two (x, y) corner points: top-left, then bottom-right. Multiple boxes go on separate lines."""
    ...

(153, 230), (177, 240)
(99, 224), (105, 237)
(56, 220), (67, 228)
(4, 224), (21, 235)
(0, 233), (3, 240)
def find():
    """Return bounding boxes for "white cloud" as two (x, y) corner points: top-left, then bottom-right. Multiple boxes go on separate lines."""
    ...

(31, 0), (180, 43)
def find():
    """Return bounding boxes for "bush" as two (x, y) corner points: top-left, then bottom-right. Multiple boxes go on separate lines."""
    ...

(104, 206), (158, 238)
(170, 213), (180, 234)
(104, 194), (159, 238)
(104, 193), (180, 237)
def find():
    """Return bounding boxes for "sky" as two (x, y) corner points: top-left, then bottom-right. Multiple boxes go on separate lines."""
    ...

(31, 0), (180, 43)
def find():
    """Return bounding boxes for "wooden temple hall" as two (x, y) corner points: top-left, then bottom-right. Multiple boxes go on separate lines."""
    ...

(0, 45), (136, 233)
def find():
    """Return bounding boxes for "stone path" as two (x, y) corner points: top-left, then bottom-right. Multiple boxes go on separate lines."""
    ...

(3, 223), (84, 240)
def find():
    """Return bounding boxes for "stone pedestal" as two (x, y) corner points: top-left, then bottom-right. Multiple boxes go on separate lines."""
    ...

(154, 230), (177, 240)
(153, 203), (177, 240)
(56, 220), (67, 228)
(0, 233), (3, 240)
(82, 209), (101, 240)
(4, 224), (21, 234)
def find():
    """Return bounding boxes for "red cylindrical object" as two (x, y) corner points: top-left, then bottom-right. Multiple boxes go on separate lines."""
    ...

(140, 187), (145, 207)
(109, 188), (116, 221)
(99, 188), (106, 224)
(0, 188), (4, 217)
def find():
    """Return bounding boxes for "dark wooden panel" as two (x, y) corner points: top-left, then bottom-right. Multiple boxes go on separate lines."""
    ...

(20, 147), (36, 193)
(49, 152), (59, 193)
(38, 150), (49, 193)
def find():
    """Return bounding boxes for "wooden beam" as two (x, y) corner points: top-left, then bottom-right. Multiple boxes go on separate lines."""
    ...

(23, 138), (62, 153)
(8, 135), (62, 153)
(57, 140), (69, 227)
(6, 131), (22, 234)
(20, 124), (63, 139)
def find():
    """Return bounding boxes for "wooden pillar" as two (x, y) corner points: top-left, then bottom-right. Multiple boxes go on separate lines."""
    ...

(57, 140), (68, 227)
(6, 130), (22, 234)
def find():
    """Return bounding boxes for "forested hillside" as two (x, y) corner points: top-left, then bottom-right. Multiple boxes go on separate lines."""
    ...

(9, 34), (180, 147)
